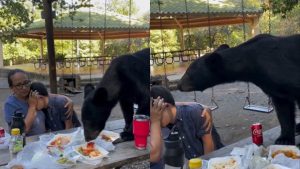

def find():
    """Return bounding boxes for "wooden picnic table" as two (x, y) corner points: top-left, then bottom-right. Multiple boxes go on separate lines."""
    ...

(0, 119), (149, 169)
(201, 126), (300, 160)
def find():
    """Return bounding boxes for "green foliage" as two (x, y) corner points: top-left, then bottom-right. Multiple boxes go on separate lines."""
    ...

(150, 30), (180, 53)
(262, 0), (299, 17)
(260, 3), (300, 35)
(0, 0), (33, 43)
(107, 0), (139, 16)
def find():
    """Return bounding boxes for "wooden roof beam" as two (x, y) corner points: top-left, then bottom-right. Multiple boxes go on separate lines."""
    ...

(173, 18), (183, 29)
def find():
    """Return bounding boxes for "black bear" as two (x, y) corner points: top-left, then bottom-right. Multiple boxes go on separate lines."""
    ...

(178, 34), (300, 145)
(82, 48), (150, 141)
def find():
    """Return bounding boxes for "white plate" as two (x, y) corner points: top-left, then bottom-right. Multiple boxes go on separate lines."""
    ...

(263, 164), (291, 169)
(73, 142), (109, 161)
(47, 134), (73, 148)
(208, 156), (242, 169)
(99, 130), (120, 142)
(53, 156), (76, 168)
(268, 145), (300, 160)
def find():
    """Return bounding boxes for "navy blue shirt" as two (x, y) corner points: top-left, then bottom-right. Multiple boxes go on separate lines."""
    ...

(43, 95), (81, 132)
(175, 104), (224, 159)
(150, 159), (165, 169)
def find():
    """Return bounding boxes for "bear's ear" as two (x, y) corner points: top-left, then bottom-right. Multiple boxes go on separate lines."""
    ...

(84, 83), (95, 99)
(205, 53), (223, 73)
(92, 87), (108, 103)
(214, 44), (230, 52)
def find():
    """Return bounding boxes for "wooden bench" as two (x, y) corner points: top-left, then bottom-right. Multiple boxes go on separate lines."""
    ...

(0, 119), (149, 169)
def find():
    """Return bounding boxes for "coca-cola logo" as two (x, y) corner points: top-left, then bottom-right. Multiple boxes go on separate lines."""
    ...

(253, 129), (262, 135)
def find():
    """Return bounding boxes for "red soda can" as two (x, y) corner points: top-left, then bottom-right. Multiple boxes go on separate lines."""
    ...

(0, 127), (5, 138)
(251, 123), (263, 145)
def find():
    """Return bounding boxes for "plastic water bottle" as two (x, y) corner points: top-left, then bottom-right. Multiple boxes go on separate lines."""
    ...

(11, 110), (26, 147)
(9, 128), (23, 159)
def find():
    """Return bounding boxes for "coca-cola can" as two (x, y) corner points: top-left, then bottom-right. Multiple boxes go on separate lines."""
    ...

(251, 123), (263, 145)
(0, 127), (5, 138)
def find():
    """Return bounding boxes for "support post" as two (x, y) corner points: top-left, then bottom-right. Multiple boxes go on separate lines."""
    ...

(43, 0), (57, 93)
(40, 37), (44, 59)
(0, 41), (4, 68)
(250, 17), (260, 37)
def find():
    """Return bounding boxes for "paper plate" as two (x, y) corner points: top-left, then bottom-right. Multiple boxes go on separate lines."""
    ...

(268, 145), (300, 160)
(73, 142), (109, 161)
(208, 156), (242, 169)
(47, 134), (73, 148)
(98, 130), (120, 142)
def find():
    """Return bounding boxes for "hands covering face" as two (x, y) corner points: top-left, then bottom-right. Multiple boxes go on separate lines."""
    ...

(28, 90), (39, 110)
(201, 108), (213, 134)
(150, 97), (167, 124)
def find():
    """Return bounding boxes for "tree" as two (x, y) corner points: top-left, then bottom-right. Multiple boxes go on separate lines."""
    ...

(0, 0), (33, 43)
(107, 0), (139, 16)
(262, 0), (299, 17)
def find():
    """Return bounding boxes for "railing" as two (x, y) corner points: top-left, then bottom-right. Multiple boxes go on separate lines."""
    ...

(3, 57), (33, 66)
(150, 49), (201, 66)
(31, 56), (117, 70)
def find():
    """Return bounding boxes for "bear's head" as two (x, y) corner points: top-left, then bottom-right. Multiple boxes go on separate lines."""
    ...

(178, 44), (229, 91)
(81, 85), (113, 141)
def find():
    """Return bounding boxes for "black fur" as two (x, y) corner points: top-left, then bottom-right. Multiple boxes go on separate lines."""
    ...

(82, 48), (150, 141)
(84, 84), (95, 98)
(178, 34), (300, 145)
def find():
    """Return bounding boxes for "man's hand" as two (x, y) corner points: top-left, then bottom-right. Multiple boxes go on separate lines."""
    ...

(201, 108), (213, 134)
(63, 96), (74, 119)
(150, 97), (166, 124)
(28, 90), (38, 110)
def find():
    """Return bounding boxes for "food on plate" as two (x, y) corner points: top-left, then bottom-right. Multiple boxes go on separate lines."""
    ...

(210, 158), (239, 169)
(101, 134), (113, 142)
(271, 150), (300, 159)
(57, 157), (75, 165)
(77, 142), (101, 158)
(47, 146), (64, 157)
(50, 136), (71, 147)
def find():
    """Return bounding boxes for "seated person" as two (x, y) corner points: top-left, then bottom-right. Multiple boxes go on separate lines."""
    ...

(150, 85), (224, 160)
(30, 82), (81, 131)
(150, 97), (166, 169)
(3, 69), (73, 136)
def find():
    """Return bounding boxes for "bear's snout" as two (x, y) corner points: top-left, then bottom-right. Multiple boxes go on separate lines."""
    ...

(177, 74), (195, 91)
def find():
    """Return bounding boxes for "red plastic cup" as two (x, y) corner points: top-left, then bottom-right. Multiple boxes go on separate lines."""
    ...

(0, 127), (5, 138)
(133, 115), (150, 150)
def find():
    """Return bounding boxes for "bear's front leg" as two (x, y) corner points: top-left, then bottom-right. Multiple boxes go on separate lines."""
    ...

(272, 97), (296, 145)
(119, 98), (134, 141)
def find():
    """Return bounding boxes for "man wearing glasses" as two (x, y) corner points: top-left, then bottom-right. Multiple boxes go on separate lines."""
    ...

(3, 69), (73, 136)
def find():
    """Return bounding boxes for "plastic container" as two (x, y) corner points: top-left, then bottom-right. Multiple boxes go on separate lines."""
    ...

(11, 111), (26, 147)
(9, 128), (23, 154)
(188, 158), (202, 169)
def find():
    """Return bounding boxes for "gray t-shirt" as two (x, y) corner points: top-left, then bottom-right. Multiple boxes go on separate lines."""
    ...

(3, 95), (46, 136)
(43, 95), (81, 132)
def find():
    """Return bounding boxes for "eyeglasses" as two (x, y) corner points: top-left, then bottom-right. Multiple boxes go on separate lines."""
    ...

(13, 80), (31, 89)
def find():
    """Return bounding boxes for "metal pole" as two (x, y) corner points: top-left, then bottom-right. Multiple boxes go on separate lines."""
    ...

(43, 0), (57, 93)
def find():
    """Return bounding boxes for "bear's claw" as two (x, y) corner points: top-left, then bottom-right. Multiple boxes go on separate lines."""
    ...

(120, 131), (134, 141)
(275, 136), (295, 145)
